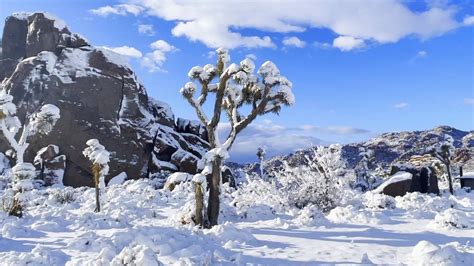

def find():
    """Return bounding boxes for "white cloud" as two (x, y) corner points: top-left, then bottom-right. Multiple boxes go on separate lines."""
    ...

(217, 120), (370, 161)
(464, 98), (474, 105)
(463, 15), (474, 26)
(91, 1), (461, 49)
(90, 4), (144, 17)
(417, 50), (428, 57)
(314, 41), (332, 49)
(411, 50), (428, 62)
(141, 40), (177, 72)
(138, 24), (155, 36)
(394, 102), (409, 109)
(282, 36), (306, 48)
(101, 46), (143, 58)
(333, 36), (365, 51)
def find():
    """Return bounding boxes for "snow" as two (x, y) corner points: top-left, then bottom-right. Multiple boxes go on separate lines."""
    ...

(166, 172), (192, 184)
(180, 81), (196, 96)
(373, 171), (413, 193)
(11, 12), (31, 20)
(0, 177), (473, 264)
(96, 47), (130, 68)
(240, 58), (255, 73)
(43, 12), (68, 30)
(408, 240), (473, 265)
(458, 171), (474, 179)
(108, 172), (127, 186)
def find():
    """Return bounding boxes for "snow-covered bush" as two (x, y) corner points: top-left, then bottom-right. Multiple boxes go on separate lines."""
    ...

(272, 144), (354, 212)
(83, 139), (110, 212)
(429, 209), (473, 229)
(53, 189), (76, 205)
(227, 179), (287, 221)
(180, 47), (295, 226)
(363, 192), (396, 210)
(293, 204), (328, 226)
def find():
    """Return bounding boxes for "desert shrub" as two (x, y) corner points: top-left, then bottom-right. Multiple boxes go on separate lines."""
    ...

(271, 144), (354, 212)
(53, 190), (76, 204)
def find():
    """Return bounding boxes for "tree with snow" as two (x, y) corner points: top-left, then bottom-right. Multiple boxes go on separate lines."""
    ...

(428, 134), (455, 194)
(275, 144), (352, 212)
(83, 139), (110, 212)
(256, 147), (266, 179)
(354, 147), (375, 192)
(181, 48), (295, 227)
(0, 92), (60, 192)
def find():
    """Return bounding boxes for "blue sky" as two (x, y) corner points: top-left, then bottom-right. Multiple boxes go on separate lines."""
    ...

(1, 0), (473, 162)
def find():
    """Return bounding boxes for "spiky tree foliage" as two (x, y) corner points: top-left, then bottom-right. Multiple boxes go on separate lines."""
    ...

(429, 134), (455, 194)
(83, 139), (110, 212)
(181, 48), (295, 227)
(0, 92), (60, 193)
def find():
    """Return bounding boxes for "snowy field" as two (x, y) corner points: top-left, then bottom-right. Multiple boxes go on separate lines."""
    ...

(0, 177), (473, 265)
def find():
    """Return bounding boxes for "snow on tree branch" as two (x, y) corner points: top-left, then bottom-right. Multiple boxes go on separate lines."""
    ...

(0, 91), (61, 191)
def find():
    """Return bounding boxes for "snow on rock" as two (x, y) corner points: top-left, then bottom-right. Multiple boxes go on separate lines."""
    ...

(373, 171), (413, 194)
(108, 172), (127, 186)
(164, 172), (192, 190)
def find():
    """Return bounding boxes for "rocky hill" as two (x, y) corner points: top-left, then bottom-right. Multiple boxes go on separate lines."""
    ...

(237, 126), (474, 175)
(0, 12), (208, 186)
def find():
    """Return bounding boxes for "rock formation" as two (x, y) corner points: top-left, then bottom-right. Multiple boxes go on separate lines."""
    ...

(0, 12), (209, 187)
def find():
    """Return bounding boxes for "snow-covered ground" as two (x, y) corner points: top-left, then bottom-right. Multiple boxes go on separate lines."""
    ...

(0, 177), (473, 265)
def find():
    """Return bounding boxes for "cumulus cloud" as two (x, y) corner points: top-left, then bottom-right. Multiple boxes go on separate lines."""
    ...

(394, 102), (409, 109)
(217, 120), (371, 162)
(141, 40), (177, 72)
(464, 98), (474, 105)
(138, 24), (155, 36)
(90, 0), (462, 49)
(282, 36), (306, 48)
(90, 4), (144, 17)
(463, 15), (474, 26)
(333, 36), (365, 51)
(101, 46), (143, 58)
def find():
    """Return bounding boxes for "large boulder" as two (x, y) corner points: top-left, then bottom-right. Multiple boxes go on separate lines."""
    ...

(374, 171), (413, 197)
(375, 164), (440, 197)
(0, 12), (209, 187)
(34, 145), (66, 186)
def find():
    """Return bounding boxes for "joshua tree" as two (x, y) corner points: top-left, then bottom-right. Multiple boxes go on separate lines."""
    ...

(181, 48), (295, 227)
(0, 92), (60, 191)
(429, 135), (455, 194)
(355, 147), (375, 191)
(256, 147), (266, 179)
(83, 139), (110, 212)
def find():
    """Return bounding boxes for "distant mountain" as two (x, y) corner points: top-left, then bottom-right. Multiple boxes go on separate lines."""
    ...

(232, 126), (474, 175)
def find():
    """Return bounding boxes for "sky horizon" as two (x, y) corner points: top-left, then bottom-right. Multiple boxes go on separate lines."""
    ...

(1, 0), (473, 162)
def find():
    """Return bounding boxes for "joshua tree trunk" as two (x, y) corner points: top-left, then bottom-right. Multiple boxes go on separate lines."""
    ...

(95, 185), (100, 212)
(446, 161), (453, 195)
(207, 158), (221, 227)
(93, 164), (101, 212)
(194, 183), (204, 227)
